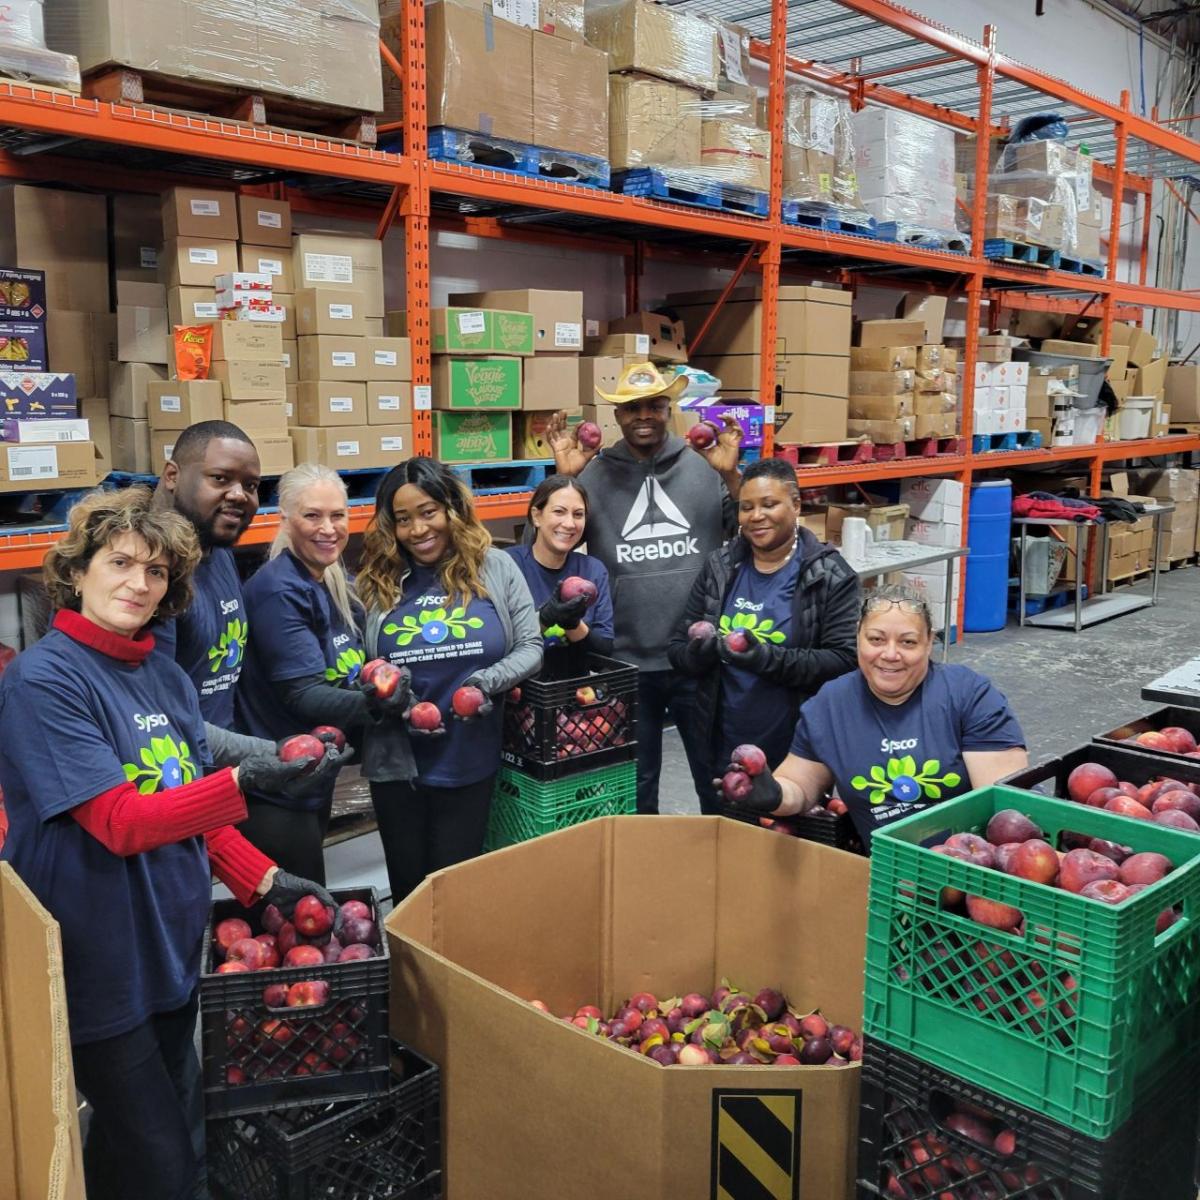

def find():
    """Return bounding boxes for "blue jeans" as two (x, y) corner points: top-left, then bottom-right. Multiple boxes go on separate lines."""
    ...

(635, 670), (720, 815)
(72, 990), (203, 1200)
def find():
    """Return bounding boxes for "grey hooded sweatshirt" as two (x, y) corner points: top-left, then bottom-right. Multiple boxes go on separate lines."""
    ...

(580, 434), (736, 671)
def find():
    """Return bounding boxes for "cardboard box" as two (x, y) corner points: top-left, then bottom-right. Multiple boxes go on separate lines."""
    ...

(1041, 339), (1100, 359)
(609, 312), (687, 363)
(429, 308), (536, 357)
(432, 357), (522, 410)
(210, 361), (287, 401)
(160, 238), (239, 289)
(167, 286), (220, 327)
(295, 287), (367, 338)
(775, 395), (849, 444)
(914, 411), (957, 438)
(849, 394), (914, 420)
(297, 335), (370, 383)
(585, 0), (719, 91)
(0, 417), (90, 444)
(0, 439), (99, 491)
(1134, 357), (1167, 398)
(224, 399), (288, 434)
(584, 332), (652, 360)
(292, 232), (385, 319)
(522, 356), (579, 410)
(532, 34), (609, 159)
(109, 415), (151, 472)
(693, 353), (849, 401)
(849, 369), (913, 397)
(0, 186), (109, 313)
(897, 294), (946, 344)
(237, 196), (291, 248)
(112, 192), (162, 284)
(366, 337), (412, 382)
(108, 362), (166, 419)
(827, 501), (910, 544)
(162, 186), (239, 241)
(1165, 364), (1200, 423)
(45, 311), (105, 393)
(608, 74), (702, 171)
(700, 119), (771, 191)
(850, 346), (917, 372)
(423, 0), (533, 143)
(900, 477), (963, 522)
(289, 423), (412, 470)
(151, 429), (293, 475)
(281, 339), (298, 384)
(0, 372), (77, 419)
(847, 416), (915, 442)
(0, 860), (87, 1200)
(857, 318), (925, 349)
(1079, 319), (1158, 368)
(450, 289), (584, 354)
(517, 409), (581, 457)
(295, 381), (367, 426)
(116, 305), (169, 365)
(211, 321), (283, 364)
(432, 409), (513, 462)
(239, 244), (295, 294)
(368, 382), (413, 425)
(147, 379), (224, 431)
(578, 357), (622, 407)
(386, 817), (866, 1200)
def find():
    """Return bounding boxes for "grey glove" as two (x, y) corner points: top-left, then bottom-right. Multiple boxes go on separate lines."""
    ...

(360, 664), (413, 719)
(713, 766), (783, 817)
(285, 742), (353, 799)
(260, 869), (341, 936)
(452, 677), (495, 724)
(538, 587), (588, 633)
(238, 741), (352, 800)
(679, 628), (720, 674)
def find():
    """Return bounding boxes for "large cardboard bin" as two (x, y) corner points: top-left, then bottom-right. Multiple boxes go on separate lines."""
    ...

(386, 816), (867, 1200)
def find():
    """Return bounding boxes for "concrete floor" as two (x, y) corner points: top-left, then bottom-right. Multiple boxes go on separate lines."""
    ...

(653, 567), (1200, 815)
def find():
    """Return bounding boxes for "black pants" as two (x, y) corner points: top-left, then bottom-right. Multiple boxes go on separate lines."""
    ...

(72, 991), (203, 1200)
(635, 669), (720, 815)
(238, 796), (328, 885)
(370, 775), (496, 904)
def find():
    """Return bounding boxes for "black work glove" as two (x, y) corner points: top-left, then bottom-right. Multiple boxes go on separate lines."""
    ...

(538, 587), (589, 634)
(237, 750), (316, 796)
(406, 695), (447, 739)
(712, 767), (784, 817)
(359, 664), (413, 719)
(717, 628), (774, 675)
(282, 742), (353, 800)
(679, 628), (720, 674)
(260, 869), (341, 936)
(452, 676), (495, 724)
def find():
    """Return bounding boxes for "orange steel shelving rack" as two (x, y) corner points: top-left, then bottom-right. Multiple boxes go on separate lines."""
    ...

(0, 0), (1196, 587)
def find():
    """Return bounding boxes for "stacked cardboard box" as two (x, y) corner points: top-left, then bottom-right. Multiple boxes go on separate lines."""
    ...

(968, 360), (1029, 437)
(1024, 362), (1081, 447)
(1133, 468), (1199, 565)
(851, 108), (956, 232)
(1165, 364), (1200, 425)
(900, 477), (964, 632)
(984, 141), (1092, 256)
(782, 86), (863, 214)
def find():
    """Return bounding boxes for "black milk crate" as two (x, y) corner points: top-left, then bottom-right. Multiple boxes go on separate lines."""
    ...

(208, 1044), (441, 1200)
(501, 652), (638, 780)
(1094, 705), (1200, 766)
(201, 887), (390, 1117)
(741, 805), (865, 853)
(856, 1035), (1200, 1199)
(999, 739), (1200, 798)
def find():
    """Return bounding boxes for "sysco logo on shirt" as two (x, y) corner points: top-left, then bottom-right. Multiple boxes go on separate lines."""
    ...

(136, 712), (171, 732)
(881, 737), (919, 754)
(219, 598), (241, 616)
(733, 597), (764, 613)
(415, 593), (450, 607)
(333, 633), (350, 648)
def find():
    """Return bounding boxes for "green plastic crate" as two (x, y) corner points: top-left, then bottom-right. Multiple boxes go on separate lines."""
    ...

(864, 785), (1200, 1138)
(485, 762), (636, 850)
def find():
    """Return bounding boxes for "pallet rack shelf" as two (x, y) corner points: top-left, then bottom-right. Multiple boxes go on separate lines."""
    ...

(0, 0), (1195, 590)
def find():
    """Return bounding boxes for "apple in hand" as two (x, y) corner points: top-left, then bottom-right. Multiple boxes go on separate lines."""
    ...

(293, 894), (333, 938)
(310, 725), (346, 751)
(725, 630), (751, 654)
(278, 733), (325, 774)
(731, 744), (767, 777)
(452, 685), (486, 718)
(686, 421), (720, 450)
(560, 576), (598, 607)
(577, 421), (602, 450)
(408, 701), (443, 731)
(688, 620), (716, 641)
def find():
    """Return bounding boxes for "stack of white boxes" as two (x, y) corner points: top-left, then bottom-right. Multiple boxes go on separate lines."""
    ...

(899, 477), (964, 635)
(967, 360), (1029, 436)
(851, 109), (956, 232)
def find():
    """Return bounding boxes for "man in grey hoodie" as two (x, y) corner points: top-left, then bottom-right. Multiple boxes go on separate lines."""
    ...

(547, 365), (741, 813)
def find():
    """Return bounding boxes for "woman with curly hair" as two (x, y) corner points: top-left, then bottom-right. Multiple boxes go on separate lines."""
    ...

(356, 458), (542, 902)
(0, 487), (331, 1200)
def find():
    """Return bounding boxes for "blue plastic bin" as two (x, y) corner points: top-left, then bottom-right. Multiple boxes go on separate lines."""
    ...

(964, 479), (1011, 632)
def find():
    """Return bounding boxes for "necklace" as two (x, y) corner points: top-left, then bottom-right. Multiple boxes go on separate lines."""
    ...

(753, 532), (799, 575)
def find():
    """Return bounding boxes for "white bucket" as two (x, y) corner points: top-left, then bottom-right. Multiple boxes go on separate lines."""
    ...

(1118, 396), (1155, 440)
(1072, 406), (1105, 446)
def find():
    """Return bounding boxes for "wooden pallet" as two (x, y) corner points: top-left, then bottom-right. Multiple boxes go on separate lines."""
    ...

(81, 66), (377, 145)
(1168, 423), (1200, 436)
(778, 440), (874, 468)
(1108, 568), (1152, 588)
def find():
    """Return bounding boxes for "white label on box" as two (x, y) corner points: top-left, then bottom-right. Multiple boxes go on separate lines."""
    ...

(303, 252), (353, 285)
(162, 443), (175, 461)
(554, 322), (581, 347)
(635, 334), (650, 355)
(193, 302), (219, 319)
(1076, 157), (1093, 210)
(585, 319), (602, 337)
(335, 440), (361, 457)
(159, 394), (182, 413)
(374, 350), (398, 367)
(257, 209), (283, 229)
(285, 401), (294, 419)
(328, 304), (354, 321)
(7, 445), (57, 480)
(765, 406), (776, 424)
(456, 310), (486, 335)
(329, 396), (354, 413)
(256, 257), (283, 277)
(139, 246), (158, 269)
(718, 25), (748, 84)
(413, 385), (431, 411)
(381, 436), (405, 451)
(281, 352), (292, 369)
(377, 393), (400, 410)
(189, 248), (219, 265)
(491, 0), (538, 28)
(190, 199), (221, 217)
(331, 351), (357, 367)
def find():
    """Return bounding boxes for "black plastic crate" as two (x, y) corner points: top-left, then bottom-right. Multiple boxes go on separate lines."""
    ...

(752, 806), (865, 854)
(502, 652), (638, 780)
(208, 1044), (441, 1200)
(1094, 706), (1200, 765)
(1000, 740), (1200, 797)
(200, 887), (390, 1117)
(856, 1035), (1200, 1199)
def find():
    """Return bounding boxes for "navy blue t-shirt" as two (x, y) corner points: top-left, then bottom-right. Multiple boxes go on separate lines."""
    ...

(718, 555), (801, 769)
(0, 629), (212, 1045)
(377, 563), (507, 787)
(236, 551), (365, 810)
(504, 545), (614, 649)
(790, 663), (1026, 848)
(155, 548), (246, 727)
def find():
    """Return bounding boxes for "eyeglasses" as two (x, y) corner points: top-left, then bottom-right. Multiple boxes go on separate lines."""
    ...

(862, 596), (929, 617)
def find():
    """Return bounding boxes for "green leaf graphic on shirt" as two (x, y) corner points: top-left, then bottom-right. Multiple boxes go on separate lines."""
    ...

(324, 646), (366, 683)
(543, 623), (566, 641)
(385, 607), (483, 649)
(850, 757), (962, 807)
(206, 617), (247, 674)
(122, 733), (197, 794)
(716, 612), (786, 644)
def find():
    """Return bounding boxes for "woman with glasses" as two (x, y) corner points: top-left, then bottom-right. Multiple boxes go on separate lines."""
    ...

(719, 583), (1027, 849)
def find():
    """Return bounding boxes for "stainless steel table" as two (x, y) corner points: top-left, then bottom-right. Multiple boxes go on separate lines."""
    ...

(846, 540), (969, 662)
(1013, 503), (1174, 632)
(1142, 655), (1200, 709)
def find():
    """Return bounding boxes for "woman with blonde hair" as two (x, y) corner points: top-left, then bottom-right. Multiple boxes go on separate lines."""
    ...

(356, 457), (542, 902)
(0, 486), (331, 1200)
(235, 463), (386, 882)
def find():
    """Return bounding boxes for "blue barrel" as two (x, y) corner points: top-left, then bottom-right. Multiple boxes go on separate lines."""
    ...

(963, 479), (1012, 632)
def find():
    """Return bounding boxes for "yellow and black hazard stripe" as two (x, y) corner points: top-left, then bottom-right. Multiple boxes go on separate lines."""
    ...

(710, 1089), (802, 1200)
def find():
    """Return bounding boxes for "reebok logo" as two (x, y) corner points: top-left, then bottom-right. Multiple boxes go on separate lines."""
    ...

(615, 479), (699, 563)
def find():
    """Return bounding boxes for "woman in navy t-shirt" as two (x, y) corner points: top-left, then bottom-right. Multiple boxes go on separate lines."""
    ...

(0, 487), (330, 1200)
(506, 474), (614, 677)
(237, 464), (378, 884)
(355, 458), (542, 903)
(717, 584), (1029, 849)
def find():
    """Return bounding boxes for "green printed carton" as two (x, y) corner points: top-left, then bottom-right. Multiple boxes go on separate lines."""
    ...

(432, 411), (513, 464)
(430, 308), (534, 356)
(432, 357), (522, 410)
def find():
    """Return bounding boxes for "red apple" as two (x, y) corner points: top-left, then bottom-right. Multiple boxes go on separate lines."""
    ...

(677, 1043), (713, 1066)
(338, 943), (374, 962)
(340, 914), (377, 946)
(725, 630), (751, 654)
(310, 725), (346, 751)
(686, 420), (720, 450)
(577, 421), (602, 450)
(1119, 851), (1173, 886)
(286, 980), (331, 1008)
(1009, 839), (1059, 886)
(278, 733), (325, 774)
(965, 895), (1023, 930)
(1059, 848), (1121, 894)
(214, 917), (252, 960)
(276, 922), (298, 958)
(560, 576), (598, 607)
(262, 982), (289, 1007)
(722, 769), (753, 802)
(1154, 808), (1200, 832)
(991, 842), (1023, 874)
(1080, 879), (1133, 904)
(321, 936), (343, 964)
(261, 904), (285, 935)
(283, 945), (325, 968)
(731, 744), (767, 777)
(369, 662), (403, 699)
(688, 620), (717, 641)
(225, 937), (266, 971)
(1084, 786), (1125, 809)
(451, 685), (486, 719)
(1136, 731), (1173, 750)
(254, 934), (280, 969)
(408, 701), (443, 731)
(1066, 762), (1118, 804)
(1160, 727), (1197, 754)
(1105, 795), (1153, 821)
(340, 899), (371, 923)
(1152, 791), (1200, 820)
(985, 809), (1041, 846)
(293, 894), (333, 938)
(216, 961), (251, 974)
(944, 832), (996, 869)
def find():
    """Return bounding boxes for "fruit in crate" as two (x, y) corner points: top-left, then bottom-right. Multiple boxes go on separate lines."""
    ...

(560, 576), (598, 607)
(984, 809), (1041, 846)
(283, 945), (325, 968)
(278, 733), (326, 772)
(213, 917), (252, 960)
(1066, 762), (1117, 803)
(452, 685), (486, 719)
(293, 894), (333, 938)
(226, 937), (269, 971)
